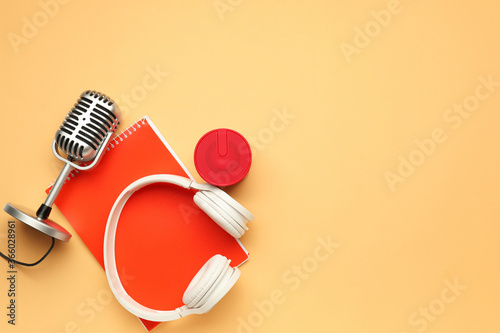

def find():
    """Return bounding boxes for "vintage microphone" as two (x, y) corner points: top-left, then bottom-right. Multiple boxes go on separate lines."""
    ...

(2, 90), (121, 266)
(37, 90), (121, 220)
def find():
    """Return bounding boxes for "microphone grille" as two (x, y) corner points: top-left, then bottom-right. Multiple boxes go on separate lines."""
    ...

(55, 90), (121, 162)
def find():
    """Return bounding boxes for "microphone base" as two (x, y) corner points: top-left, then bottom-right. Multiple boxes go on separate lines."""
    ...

(3, 203), (72, 242)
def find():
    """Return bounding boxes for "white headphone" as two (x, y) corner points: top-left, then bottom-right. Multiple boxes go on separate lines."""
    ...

(103, 174), (254, 322)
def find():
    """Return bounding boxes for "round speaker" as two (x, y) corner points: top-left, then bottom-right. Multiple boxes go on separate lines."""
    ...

(194, 129), (252, 187)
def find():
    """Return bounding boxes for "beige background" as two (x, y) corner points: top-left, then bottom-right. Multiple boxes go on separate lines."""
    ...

(1, 1), (500, 332)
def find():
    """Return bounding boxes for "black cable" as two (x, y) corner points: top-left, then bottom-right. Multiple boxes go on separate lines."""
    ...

(0, 237), (55, 267)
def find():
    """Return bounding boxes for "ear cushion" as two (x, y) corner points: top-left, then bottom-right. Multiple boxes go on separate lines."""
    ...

(203, 190), (248, 230)
(194, 183), (254, 223)
(196, 260), (240, 311)
(201, 188), (250, 229)
(194, 191), (245, 238)
(183, 255), (227, 307)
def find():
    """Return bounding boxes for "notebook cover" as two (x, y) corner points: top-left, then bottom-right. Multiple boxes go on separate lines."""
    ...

(48, 116), (249, 331)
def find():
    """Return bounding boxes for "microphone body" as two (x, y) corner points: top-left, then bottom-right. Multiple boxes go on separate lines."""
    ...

(36, 91), (121, 220)
(54, 90), (121, 167)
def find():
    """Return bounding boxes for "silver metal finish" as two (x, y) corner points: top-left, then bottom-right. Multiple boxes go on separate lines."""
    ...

(4, 203), (72, 242)
(3, 90), (120, 240)
(44, 90), (121, 213)
(52, 131), (114, 171)
(55, 90), (121, 162)
(43, 162), (73, 208)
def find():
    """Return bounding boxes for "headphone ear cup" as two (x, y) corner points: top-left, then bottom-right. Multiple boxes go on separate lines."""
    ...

(183, 255), (240, 311)
(203, 189), (249, 230)
(194, 191), (245, 238)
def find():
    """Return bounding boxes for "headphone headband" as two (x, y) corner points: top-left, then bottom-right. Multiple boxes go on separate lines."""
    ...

(104, 175), (188, 321)
(103, 174), (250, 321)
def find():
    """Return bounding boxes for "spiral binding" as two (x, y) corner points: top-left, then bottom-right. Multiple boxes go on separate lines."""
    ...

(48, 116), (148, 188)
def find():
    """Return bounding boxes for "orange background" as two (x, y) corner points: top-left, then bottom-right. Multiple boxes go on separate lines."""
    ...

(1, 1), (499, 332)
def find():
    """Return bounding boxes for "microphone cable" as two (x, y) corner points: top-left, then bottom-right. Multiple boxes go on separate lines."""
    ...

(0, 237), (55, 267)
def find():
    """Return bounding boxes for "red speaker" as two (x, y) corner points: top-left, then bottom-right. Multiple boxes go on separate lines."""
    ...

(194, 129), (252, 187)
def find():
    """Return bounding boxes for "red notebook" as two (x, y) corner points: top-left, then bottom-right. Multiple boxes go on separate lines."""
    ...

(48, 116), (249, 331)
